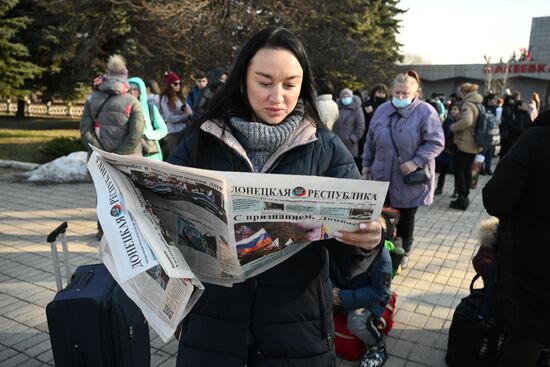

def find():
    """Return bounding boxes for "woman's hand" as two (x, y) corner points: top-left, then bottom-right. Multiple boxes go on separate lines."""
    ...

(361, 166), (372, 180)
(333, 221), (382, 251)
(400, 160), (418, 175)
(333, 287), (342, 306)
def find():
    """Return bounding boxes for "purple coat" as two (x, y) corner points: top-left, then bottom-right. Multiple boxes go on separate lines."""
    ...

(362, 98), (444, 208)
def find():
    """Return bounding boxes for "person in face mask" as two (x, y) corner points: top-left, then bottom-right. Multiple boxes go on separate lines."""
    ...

(333, 88), (366, 169)
(358, 84), (390, 157)
(361, 70), (444, 270)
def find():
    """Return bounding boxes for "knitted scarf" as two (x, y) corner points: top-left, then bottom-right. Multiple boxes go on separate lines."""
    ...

(229, 101), (304, 172)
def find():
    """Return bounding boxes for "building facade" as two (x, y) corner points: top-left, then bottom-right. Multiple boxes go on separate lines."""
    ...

(398, 16), (550, 108)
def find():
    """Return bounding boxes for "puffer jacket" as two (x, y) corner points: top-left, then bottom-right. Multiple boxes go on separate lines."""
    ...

(332, 96), (366, 158)
(450, 92), (483, 154)
(80, 77), (144, 156)
(482, 110), (550, 340)
(169, 117), (361, 367)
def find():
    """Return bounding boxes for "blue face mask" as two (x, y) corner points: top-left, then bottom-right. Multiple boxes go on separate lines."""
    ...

(341, 97), (353, 106)
(392, 96), (412, 109)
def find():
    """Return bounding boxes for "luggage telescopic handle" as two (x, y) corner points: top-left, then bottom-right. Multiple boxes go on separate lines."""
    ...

(48, 222), (71, 291)
(47, 222), (68, 243)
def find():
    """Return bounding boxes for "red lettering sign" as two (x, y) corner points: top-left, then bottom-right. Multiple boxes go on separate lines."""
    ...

(489, 63), (548, 74)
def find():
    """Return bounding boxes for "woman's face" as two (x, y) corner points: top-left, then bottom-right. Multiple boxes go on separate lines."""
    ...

(450, 105), (460, 118)
(129, 84), (140, 99)
(245, 48), (303, 125)
(170, 80), (181, 93)
(374, 90), (386, 99)
(392, 81), (417, 100)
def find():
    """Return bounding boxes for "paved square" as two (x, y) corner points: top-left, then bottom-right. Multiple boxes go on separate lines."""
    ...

(0, 168), (492, 366)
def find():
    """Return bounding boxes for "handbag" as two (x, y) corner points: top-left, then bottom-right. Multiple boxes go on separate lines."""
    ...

(445, 273), (505, 367)
(141, 138), (158, 155)
(388, 121), (431, 185)
(141, 105), (159, 155)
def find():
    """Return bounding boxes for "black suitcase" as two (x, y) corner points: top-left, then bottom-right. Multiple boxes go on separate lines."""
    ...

(45, 222), (151, 367)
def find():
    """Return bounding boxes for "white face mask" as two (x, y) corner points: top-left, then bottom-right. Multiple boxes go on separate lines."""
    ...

(392, 96), (412, 109)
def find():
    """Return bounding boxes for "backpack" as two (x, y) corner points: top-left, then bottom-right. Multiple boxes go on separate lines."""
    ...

(474, 104), (500, 148)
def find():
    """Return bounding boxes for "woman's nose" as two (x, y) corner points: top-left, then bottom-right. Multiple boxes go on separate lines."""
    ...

(269, 86), (284, 104)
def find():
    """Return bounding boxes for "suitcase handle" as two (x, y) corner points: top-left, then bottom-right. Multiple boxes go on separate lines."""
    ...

(67, 271), (95, 291)
(47, 222), (68, 243)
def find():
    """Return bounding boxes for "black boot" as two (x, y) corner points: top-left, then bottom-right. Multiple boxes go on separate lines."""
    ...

(450, 195), (469, 210)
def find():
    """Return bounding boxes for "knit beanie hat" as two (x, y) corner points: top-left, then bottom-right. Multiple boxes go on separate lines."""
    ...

(164, 71), (181, 88)
(340, 88), (353, 98)
(106, 55), (128, 82)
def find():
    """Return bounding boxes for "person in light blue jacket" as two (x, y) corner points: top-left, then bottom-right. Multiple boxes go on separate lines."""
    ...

(362, 71), (444, 269)
(128, 77), (168, 160)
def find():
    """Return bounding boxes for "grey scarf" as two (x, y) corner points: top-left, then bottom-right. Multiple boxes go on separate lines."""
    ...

(229, 101), (304, 172)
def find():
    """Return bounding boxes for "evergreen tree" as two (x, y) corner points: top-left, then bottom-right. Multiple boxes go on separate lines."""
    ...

(0, 0), (43, 98)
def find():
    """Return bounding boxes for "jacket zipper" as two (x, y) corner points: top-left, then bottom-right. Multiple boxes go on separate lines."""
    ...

(318, 280), (333, 350)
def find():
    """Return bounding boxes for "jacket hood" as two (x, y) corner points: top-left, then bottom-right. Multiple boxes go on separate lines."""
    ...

(128, 77), (151, 123)
(99, 77), (129, 95)
(478, 217), (499, 248)
(462, 91), (483, 105)
(207, 68), (227, 86)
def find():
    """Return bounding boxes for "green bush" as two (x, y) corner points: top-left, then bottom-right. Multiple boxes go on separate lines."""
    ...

(40, 136), (85, 162)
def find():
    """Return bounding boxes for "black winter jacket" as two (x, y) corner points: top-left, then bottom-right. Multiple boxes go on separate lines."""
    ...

(169, 118), (361, 367)
(482, 110), (550, 340)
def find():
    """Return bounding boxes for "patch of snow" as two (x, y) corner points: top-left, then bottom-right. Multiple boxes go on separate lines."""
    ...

(24, 151), (91, 183)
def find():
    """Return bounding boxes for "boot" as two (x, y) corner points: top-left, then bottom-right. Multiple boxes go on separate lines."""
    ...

(450, 195), (469, 210)
(434, 187), (443, 195)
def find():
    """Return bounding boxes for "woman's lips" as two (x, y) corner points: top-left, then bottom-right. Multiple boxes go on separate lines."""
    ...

(265, 107), (285, 117)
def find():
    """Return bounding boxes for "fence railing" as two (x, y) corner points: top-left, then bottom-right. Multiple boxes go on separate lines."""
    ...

(0, 101), (84, 118)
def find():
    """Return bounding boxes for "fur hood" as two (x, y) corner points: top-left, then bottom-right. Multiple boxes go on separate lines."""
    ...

(478, 217), (499, 248)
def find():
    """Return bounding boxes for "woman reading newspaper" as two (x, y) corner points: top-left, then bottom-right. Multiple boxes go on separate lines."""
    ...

(168, 27), (382, 367)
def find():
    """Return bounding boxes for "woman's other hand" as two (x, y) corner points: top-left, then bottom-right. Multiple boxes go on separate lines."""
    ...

(400, 160), (418, 175)
(333, 221), (382, 251)
(361, 166), (372, 180)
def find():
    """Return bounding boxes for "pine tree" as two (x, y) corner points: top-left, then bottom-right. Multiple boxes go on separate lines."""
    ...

(0, 0), (43, 98)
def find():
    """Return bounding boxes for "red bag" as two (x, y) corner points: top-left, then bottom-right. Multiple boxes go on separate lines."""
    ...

(333, 312), (365, 361)
(377, 292), (397, 335)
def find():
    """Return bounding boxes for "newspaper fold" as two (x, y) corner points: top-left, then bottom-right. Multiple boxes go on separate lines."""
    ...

(88, 147), (388, 341)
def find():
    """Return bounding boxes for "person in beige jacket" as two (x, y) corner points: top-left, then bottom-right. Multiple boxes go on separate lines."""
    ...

(449, 83), (482, 210)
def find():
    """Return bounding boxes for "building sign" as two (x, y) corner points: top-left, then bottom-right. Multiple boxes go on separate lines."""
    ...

(484, 63), (550, 74)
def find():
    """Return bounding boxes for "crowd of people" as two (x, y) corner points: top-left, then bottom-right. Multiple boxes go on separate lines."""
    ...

(80, 26), (548, 367)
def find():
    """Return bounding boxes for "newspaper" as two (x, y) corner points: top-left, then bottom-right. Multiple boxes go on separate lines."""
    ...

(88, 147), (388, 340)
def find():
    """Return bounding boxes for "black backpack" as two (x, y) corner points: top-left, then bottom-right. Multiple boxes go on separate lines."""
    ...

(474, 104), (500, 148)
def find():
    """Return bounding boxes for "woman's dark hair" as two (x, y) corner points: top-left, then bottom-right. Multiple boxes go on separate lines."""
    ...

(185, 27), (322, 165)
(370, 84), (389, 100)
(195, 27), (320, 126)
(315, 78), (334, 95)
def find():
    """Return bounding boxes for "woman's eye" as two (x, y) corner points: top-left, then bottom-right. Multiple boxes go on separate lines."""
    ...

(284, 84), (296, 89)
(259, 82), (271, 86)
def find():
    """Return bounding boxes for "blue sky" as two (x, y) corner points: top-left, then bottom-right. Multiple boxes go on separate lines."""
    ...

(396, 0), (550, 64)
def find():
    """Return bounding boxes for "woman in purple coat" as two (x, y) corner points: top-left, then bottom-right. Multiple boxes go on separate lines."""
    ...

(362, 71), (444, 269)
